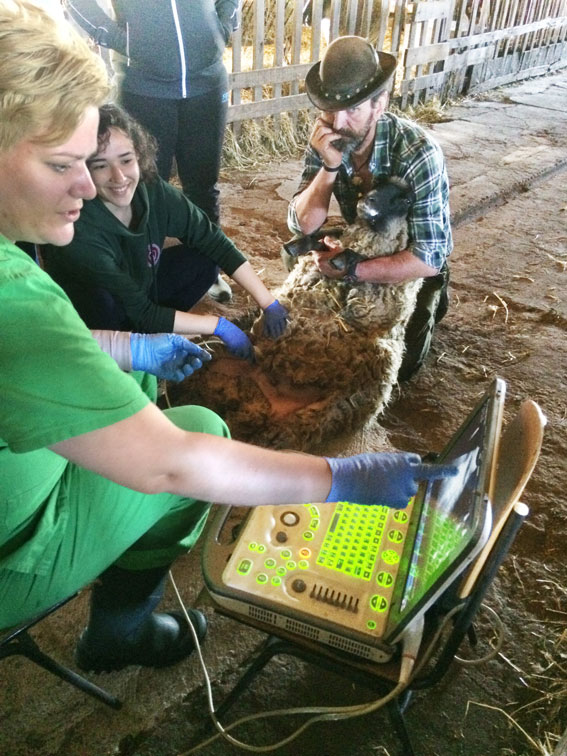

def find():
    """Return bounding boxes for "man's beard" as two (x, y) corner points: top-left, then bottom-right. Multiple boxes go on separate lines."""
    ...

(330, 113), (375, 156)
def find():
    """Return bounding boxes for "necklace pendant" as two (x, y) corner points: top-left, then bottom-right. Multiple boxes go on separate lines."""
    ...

(352, 176), (363, 187)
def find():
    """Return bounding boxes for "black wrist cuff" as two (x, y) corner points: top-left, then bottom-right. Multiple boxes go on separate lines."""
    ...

(322, 162), (341, 173)
(344, 252), (363, 283)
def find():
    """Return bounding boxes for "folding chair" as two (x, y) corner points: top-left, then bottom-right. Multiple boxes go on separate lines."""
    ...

(200, 399), (545, 756)
(0, 593), (121, 709)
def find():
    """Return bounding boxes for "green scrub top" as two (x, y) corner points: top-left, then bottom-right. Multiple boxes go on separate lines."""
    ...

(0, 237), (150, 575)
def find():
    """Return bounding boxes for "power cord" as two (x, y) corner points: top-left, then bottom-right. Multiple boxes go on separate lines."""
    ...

(168, 571), (423, 754)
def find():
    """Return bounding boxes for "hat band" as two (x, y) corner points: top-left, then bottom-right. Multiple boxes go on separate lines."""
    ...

(323, 85), (367, 102)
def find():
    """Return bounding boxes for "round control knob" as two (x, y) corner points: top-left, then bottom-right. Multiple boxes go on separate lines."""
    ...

(291, 578), (307, 593)
(275, 531), (288, 543)
(281, 511), (300, 527)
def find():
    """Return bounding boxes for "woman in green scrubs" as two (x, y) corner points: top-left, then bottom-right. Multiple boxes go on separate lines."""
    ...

(0, 1), (452, 673)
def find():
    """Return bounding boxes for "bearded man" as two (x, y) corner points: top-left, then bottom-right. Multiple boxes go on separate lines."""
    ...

(288, 36), (452, 381)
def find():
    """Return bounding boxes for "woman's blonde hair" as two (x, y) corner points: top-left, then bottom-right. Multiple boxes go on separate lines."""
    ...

(0, 0), (109, 151)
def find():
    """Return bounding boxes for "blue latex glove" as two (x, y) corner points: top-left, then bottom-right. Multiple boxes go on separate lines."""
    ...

(263, 299), (289, 339)
(130, 333), (211, 381)
(214, 316), (255, 362)
(325, 452), (459, 509)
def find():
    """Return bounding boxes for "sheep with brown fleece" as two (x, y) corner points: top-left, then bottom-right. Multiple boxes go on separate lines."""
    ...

(167, 176), (423, 451)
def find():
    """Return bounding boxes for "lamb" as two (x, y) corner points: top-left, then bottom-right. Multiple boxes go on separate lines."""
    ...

(167, 176), (423, 452)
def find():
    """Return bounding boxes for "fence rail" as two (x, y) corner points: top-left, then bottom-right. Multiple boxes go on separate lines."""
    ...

(226, 0), (567, 124)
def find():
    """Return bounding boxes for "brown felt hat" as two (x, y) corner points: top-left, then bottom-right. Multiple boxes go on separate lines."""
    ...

(305, 36), (397, 112)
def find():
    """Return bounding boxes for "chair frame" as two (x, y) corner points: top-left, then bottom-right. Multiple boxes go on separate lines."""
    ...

(0, 593), (121, 710)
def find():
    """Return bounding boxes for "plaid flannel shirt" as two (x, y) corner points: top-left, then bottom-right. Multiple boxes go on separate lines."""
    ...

(288, 112), (453, 271)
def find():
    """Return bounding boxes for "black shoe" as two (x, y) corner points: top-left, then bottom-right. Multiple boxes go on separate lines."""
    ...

(75, 609), (207, 673)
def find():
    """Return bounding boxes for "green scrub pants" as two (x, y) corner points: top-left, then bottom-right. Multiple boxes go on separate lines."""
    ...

(0, 404), (229, 629)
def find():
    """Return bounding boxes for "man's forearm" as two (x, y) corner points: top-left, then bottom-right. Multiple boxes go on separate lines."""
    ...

(355, 249), (439, 284)
(292, 167), (338, 234)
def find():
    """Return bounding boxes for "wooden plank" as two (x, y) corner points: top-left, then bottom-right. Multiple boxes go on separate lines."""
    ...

(520, 0), (538, 56)
(229, 61), (312, 88)
(467, 0), (481, 34)
(272, 0), (285, 122)
(346, 0), (358, 35)
(226, 92), (311, 123)
(360, 0), (374, 38)
(471, 53), (567, 90)
(402, 43), (498, 94)
(536, 0), (555, 49)
(311, 0), (323, 62)
(479, 0), (491, 30)
(400, 69), (446, 94)
(446, 44), (498, 66)
(414, 5), (432, 106)
(329, 0), (341, 40)
(290, 0), (303, 99)
(390, 0), (408, 58)
(375, 0), (391, 50)
(253, 0), (265, 101)
(413, 1), (452, 23)
(402, 1), (422, 108)
(231, 12), (243, 107)
(453, 0), (471, 37)
(446, 16), (567, 50)
(405, 41), (451, 66)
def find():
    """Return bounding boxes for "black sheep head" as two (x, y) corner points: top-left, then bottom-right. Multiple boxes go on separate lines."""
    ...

(356, 176), (413, 234)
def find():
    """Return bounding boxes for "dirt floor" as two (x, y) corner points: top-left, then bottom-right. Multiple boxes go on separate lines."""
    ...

(1, 71), (566, 756)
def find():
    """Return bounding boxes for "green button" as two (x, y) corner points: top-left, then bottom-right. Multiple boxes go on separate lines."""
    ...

(388, 529), (404, 544)
(256, 573), (268, 585)
(370, 594), (388, 613)
(310, 518), (320, 530)
(381, 549), (400, 565)
(367, 620), (377, 630)
(286, 560), (297, 571)
(276, 566), (287, 577)
(303, 531), (314, 541)
(376, 570), (394, 587)
(271, 576), (282, 587)
(264, 558), (277, 569)
(393, 510), (409, 523)
(281, 549), (292, 560)
(256, 544), (266, 553)
(237, 559), (252, 575)
(298, 560), (309, 569)
(248, 542), (257, 551)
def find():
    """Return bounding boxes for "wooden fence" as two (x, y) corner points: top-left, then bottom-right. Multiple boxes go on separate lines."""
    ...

(226, 0), (567, 124)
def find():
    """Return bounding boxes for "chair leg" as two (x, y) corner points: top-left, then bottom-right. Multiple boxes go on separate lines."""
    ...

(387, 697), (416, 756)
(1, 630), (121, 709)
(214, 636), (279, 720)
